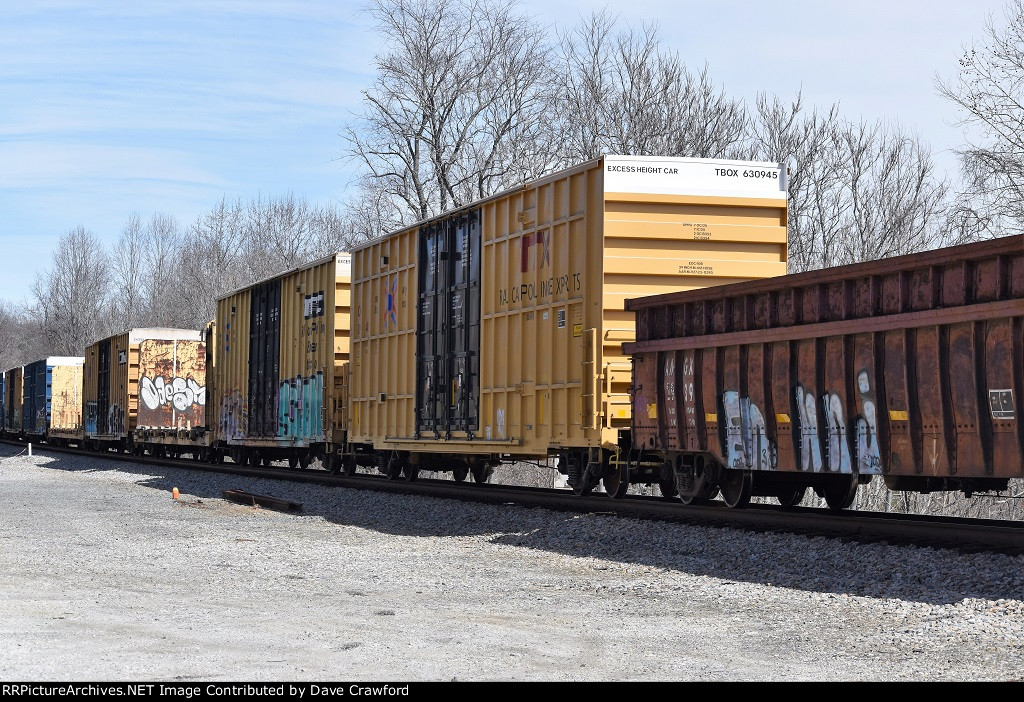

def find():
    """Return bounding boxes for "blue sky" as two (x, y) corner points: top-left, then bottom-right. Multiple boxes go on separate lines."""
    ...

(0, 0), (1010, 302)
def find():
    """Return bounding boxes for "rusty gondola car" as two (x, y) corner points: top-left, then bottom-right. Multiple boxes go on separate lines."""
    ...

(623, 235), (1024, 508)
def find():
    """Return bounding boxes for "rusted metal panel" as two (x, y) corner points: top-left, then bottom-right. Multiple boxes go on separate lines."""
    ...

(4, 367), (22, 434)
(626, 235), (1024, 483)
(137, 339), (206, 430)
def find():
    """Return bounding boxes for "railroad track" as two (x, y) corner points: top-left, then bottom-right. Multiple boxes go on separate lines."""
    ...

(7, 439), (1024, 555)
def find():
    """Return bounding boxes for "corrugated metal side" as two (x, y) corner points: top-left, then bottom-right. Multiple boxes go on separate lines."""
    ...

(602, 193), (788, 433)
(216, 288), (252, 442)
(86, 330), (206, 439)
(351, 158), (790, 455)
(479, 162), (604, 452)
(83, 341), (99, 433)
(627, 235), (1024, 481)
(204, 320), (217, 434)
(22, 360), (47, 435)
(214, 254), (350, 447)
(137, 339), (206, 430)
(351, 229), (418, 443)
(247, 279), (281, 437)
(51, 364), (83, 432)
(5, 367), (22, 434)
(277, 254), (350, 444)
(110, 331), (132, 436)
(85, 334), (129, 437)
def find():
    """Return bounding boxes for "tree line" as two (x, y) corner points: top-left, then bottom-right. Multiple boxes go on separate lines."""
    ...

(3, 0), (1021, 370)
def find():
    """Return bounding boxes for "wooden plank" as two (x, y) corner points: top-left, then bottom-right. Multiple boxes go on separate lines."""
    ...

(222, 489), (302, 512)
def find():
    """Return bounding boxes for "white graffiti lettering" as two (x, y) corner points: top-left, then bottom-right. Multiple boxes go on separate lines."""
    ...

(141, 376), (206, 411)
(855, 370), (882, 474)
(795, 386), (823, 472)
(722, 391), (777, 471)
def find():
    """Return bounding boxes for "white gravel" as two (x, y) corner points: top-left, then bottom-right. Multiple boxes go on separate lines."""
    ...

(0, 444), (1022, 682)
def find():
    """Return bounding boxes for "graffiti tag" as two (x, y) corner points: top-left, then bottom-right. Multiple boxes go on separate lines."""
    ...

(141, 376), (206, 412)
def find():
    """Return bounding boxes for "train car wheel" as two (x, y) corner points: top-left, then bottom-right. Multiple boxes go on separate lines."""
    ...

(679, 475), (717, 506)
(323, 453), (339, 475)
(776, 487), (806, 508)
(385, 452), (404, 480)
(719, 470), (752, 508)
(299, 454), (311, 470)
(402, 464), (419, 482)
(823, 476), (857, 511)
(452, 466), (469, 482)
(602, 459), (629, 499)
(658, 478), (678, 500)
(342, 455), (357, 476)
(288, 456), (299, 469)
(471, 464), (493, 484)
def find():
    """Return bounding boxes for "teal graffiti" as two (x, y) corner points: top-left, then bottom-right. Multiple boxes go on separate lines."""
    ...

(278, 372), (324, 440)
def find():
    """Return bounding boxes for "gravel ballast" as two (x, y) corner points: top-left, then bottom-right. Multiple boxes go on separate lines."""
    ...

(1, 445), (1022, 682)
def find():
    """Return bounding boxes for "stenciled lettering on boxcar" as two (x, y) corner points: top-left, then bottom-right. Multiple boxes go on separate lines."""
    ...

(278, 371), (324, 441)
(722, 391), (777, 471)
(221, 389), (247, 440)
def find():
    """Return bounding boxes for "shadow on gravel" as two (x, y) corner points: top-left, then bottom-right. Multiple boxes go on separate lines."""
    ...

(8, 442), (1023, 607)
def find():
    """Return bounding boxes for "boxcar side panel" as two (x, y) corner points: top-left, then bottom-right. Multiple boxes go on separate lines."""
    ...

(137, 339), (206, 430)
(51, 364), (84, 432)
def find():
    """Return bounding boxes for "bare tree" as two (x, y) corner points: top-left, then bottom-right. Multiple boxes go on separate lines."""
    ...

(242, 193), (319, 281)
(553, 11), (748, 164)
(749, 96), (948, 272)
(747, 92), (845, 273)
(174, 197), (247, 329)
(139, 212), (184, 327)
(344, 0), (552, 227)
(831, 121), (949, 266)
(30, 226), (110, 354)
(110, 212), (146, 331)
(937, 0), (1024, 238)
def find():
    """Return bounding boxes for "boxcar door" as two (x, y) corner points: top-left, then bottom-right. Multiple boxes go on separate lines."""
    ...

(415, 210), (481, 439)
(248, 279), (281, 438)
(97, 340), (111, 434)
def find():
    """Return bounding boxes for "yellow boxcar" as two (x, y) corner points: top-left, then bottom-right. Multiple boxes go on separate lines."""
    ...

(350, 155), (789, 486)
(83, 328), (206, 450)
(213, 253), (351, 468)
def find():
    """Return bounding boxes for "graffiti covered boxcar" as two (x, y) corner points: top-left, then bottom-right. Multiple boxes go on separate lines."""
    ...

(212, 253), (351, 469)
(81, 328), (207, 452)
